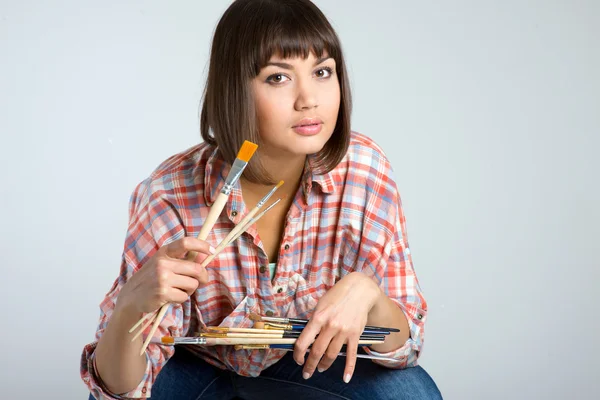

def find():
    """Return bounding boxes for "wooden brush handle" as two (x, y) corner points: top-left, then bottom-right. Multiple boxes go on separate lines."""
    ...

(128, 312), (153, 333)
(130, 313), (158, 342)
(219, 207), (258, 247)
(186, 193), (227, 261)
(139, 304), (169, 356)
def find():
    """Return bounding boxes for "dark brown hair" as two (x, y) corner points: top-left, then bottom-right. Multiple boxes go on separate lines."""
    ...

(200, 0), (352, 184)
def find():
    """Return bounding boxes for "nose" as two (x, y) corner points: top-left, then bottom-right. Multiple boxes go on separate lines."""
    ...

(294, 79), (318, 111)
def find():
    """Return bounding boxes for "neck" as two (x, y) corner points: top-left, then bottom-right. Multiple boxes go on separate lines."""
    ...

(242, 153), (306, 196)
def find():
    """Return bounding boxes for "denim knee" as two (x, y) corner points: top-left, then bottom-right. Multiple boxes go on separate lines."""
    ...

(374, 366), (442, 400)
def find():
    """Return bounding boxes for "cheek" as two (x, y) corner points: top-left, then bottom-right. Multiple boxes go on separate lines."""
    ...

(325, 85), (341, 117)
(256, 95), (290, 129)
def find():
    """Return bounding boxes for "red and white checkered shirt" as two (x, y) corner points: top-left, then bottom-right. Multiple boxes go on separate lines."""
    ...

(80, 131), (428, 399)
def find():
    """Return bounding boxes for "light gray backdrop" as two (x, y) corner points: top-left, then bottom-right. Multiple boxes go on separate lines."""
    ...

(1, 1), (598, 399)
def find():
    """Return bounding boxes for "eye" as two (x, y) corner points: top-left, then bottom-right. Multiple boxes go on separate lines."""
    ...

(315, 67), (333, 79)
(266, 73), (290, 84)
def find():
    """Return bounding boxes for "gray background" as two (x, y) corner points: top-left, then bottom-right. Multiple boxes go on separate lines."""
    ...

(0, 1), (598, 399)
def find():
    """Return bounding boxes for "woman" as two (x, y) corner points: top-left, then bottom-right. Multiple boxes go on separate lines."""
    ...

(81, 0), (442, 399)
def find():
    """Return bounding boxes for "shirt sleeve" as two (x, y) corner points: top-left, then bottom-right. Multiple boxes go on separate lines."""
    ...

(354, 158), (428, 369)
(80, 178), (190, 399)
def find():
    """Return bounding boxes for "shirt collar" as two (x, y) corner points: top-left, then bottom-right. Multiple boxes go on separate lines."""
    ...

(302, 154), (336, 198)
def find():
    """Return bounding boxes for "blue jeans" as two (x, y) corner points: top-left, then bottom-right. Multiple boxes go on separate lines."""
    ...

(90, 347), (442, 399)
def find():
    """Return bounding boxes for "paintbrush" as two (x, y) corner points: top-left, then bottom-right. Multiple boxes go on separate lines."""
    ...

(202, 326), (285, 335)
(134, 140), (258, 356)
(253, 321), (388, 336)
(197, 330), (385, 341)
(197, 332), (296, 339)
(222, 179), (283, 240)
(249, 312), (400, 333)
(155, 336), (384, 346)
(189, 197), (284, 279)
(233, 344), (371, 351)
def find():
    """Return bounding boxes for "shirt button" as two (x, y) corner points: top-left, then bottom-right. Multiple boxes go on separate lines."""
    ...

(142, 388), (147, 394)
(259, 265), (267, 273)
(266, 310), (275, 317)
(417, 314), (423, 320)
(284, 244), (290, 250)
(277, 288), (283, 293)
(231, 210), (238, 217)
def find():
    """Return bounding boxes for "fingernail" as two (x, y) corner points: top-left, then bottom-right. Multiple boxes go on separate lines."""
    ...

(317, 367), (324, 373)
(303, 372), (311, 380)
(344, 374), (351, 383)
(209, 246), (216, 254)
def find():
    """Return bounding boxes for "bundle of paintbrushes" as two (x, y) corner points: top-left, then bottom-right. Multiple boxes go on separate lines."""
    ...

(154, 335), (384, 347)
(197, 323), (388, 343)
(129, 140), (289, 356)
(149, 312), (403, 362)
(152, 320), (397, 362)
(173, 312), (397, 350)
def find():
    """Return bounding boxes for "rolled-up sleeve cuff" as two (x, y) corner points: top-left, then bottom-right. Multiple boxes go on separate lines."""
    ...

(81, 342), (153, 399)
(363, 300), (426, 369)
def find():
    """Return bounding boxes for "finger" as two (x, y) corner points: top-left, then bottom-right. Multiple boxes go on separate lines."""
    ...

(169, 274), (200, 296)
(342, 336), (359, 384)
(170, 259), (209, 282)
(166, 287), (191, 304)
(302, 328), (335, 379)
(293, 318), (323, 366)
(155, 259), (201, 289)
(317, 334), (345, 373)
(190, 250), (211, 266)
(164, 237), (215, 259)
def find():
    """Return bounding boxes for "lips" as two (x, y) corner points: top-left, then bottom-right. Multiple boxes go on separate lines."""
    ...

(292, 118), (323, 128)
(292, 118), (323, 136)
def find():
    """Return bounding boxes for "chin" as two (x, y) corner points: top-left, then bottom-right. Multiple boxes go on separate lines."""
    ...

(287, 136), (329, 156)
(263, 129), (333, 157)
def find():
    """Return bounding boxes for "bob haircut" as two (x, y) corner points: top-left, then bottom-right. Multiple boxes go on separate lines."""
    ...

(200, 0), (352, 184)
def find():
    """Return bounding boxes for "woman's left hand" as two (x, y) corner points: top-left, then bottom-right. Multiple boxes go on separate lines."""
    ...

(293, 271), (382, 383)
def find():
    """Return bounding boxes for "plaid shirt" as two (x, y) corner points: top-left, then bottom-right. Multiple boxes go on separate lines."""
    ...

(80, 132), (428, 399)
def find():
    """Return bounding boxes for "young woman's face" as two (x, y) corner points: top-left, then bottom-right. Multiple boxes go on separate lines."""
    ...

(252, 51), (340, 159)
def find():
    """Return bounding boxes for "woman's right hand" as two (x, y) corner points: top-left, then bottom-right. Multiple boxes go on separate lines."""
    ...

(119, 237), (215, 314)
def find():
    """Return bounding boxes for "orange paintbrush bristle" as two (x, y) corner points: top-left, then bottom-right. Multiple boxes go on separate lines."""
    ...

(161, 336), (175, 344)
(275, 180), (284, 189)
(236, 140), (258, 162)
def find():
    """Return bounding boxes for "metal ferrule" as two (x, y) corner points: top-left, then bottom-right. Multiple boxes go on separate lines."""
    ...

(256, 184), (280, 208)
(173, 337), (207, 345)
(202, 327), (229, 333)
(198, 333), (228, 338)
(261, 316), (288, 324)
(220, 159), (247, 196)
(264, 322), (293, 330)
(234, 344), (271, 350)
(253, 199), (281, 220)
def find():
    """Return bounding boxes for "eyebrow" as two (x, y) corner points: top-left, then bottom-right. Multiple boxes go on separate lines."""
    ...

(265, 56), (332, 70)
